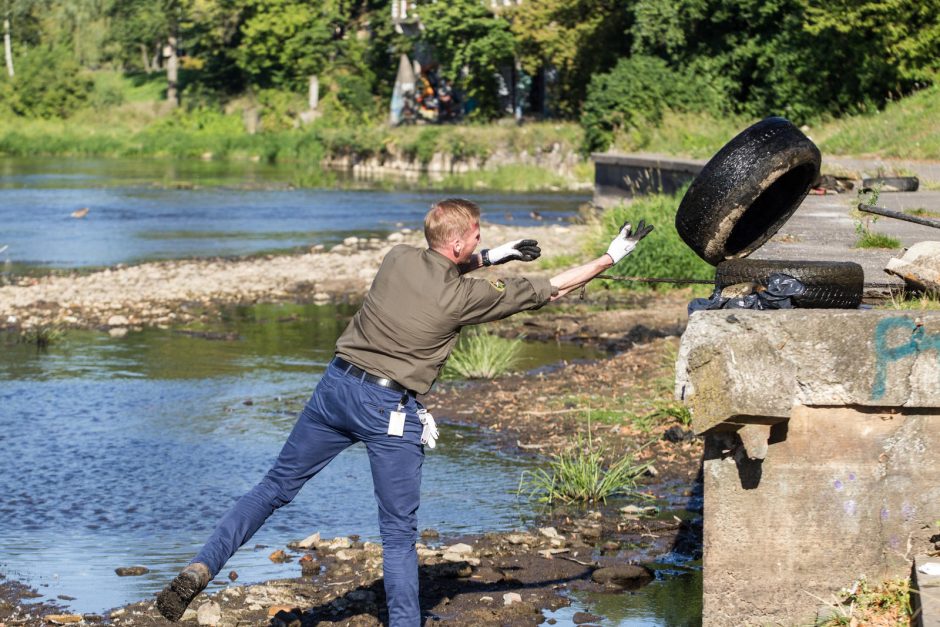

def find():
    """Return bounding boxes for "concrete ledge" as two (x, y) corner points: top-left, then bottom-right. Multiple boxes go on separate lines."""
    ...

(591, 152), (704, 205)
(676, 310), (940, 435)
(914, 555), (940, 627)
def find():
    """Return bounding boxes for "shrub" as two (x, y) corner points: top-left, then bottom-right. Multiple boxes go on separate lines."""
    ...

(589, 192), (714, 289)
(1, 46), (93, 118)
(443, 329), (522, 379)
(580, 55), (723, 154)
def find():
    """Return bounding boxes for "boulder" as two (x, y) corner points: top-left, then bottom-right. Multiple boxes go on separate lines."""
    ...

(591, 564), (654, 589)
(885, 241), (940, 292)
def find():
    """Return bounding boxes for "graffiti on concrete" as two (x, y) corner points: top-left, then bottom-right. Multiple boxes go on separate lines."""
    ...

(872, 316), (940, 400)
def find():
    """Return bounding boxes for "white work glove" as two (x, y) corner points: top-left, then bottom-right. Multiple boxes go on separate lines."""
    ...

(481, 239), (541, 266)
(605, 219), (654, 264)
(417, 409), (439, 449)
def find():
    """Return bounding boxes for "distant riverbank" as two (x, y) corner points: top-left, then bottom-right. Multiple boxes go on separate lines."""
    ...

(0, 223), (586, 332)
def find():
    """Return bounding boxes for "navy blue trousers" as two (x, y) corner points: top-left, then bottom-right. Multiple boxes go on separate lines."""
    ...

(192, 360), (425, 626)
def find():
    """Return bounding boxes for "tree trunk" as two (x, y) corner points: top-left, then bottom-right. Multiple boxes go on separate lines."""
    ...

(139, 43), (151, 72)
(165, 35), (179, 106)
(3, 16), (13, 78)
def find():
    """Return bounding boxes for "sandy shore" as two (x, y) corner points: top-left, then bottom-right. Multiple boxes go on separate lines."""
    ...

(0, 222), (588, 332)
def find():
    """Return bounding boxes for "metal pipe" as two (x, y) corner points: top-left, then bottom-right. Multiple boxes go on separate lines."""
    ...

(858, 203), (940, 229)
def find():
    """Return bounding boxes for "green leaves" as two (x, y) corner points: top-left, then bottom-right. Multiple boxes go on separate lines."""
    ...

(416, 0), (515, 118)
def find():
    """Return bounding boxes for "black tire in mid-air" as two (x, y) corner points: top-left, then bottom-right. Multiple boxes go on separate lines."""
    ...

(714, 259), (864, 309)
(676, 117), (821, 266)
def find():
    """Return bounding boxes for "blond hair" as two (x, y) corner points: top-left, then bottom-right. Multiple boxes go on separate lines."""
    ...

(424, 198), (480, 250)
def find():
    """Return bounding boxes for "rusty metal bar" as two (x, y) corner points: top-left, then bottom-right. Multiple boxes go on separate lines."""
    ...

(858, 203), (940, 230)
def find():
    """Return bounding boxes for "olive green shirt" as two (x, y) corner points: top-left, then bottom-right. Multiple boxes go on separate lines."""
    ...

(335, 245), (553, 394)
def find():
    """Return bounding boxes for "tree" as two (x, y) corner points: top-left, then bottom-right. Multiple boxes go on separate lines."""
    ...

(235, 0), (351, 91)
(509, 0), (633, 117)
(416, 0), (515, 119)
(107, 0), (189, 105)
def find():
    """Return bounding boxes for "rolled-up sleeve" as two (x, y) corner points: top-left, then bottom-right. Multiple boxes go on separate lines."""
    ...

(457, 275), (553, 325)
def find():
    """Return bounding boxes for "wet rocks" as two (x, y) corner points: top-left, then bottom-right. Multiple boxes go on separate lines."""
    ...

(590, 564), (654, 589)
(502, 592), (522, 606)
(196, 601), (221, 626)
(114, 566), (149, 577)
(268, 549), (290, 563)
(573, 611), (602, 624)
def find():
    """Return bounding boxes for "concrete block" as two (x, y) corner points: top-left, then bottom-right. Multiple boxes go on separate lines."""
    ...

(676, 310), (940, 626)
(914, 555), (940, 627)
(676, 310), (940, 435)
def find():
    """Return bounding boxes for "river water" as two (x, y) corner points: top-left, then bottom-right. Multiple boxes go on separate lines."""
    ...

(0, 157), (701, 624)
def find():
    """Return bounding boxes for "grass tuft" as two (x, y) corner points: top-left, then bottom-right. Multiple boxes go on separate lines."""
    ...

(519, 428), (652, 505)
(442, 329), (522, 379)
(19, 324), (65, 348)
(883, 289), (940, 310)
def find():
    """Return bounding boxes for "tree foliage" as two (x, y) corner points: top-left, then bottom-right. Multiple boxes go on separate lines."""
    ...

(416, 0), (515, 118)
(509, 0), (632, 117)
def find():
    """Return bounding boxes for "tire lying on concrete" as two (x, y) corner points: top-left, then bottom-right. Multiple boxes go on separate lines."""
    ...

(676, 117), (821, 265)
(715, 259), (864, 309)
(861, 176), (919, 193)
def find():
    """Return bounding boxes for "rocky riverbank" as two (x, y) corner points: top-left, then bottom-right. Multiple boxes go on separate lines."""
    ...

(0, 222), (587, 333)
(0, 313), (702, 626)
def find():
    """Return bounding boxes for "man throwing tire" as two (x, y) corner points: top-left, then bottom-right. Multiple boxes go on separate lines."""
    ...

(156, 198), (652, 626)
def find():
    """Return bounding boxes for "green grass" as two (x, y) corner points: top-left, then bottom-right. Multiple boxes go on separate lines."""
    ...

(587, 192), (714, 290)
(432, 163), (586, 192)
(518, 432), (653, 505)
(442, 329), (522, 379)
(855, 231), (902, 249)
(610, 109), (747, 159)
(883, 289), (940, 310)
(19, 324), (65, 348)
(815, 83), (940, 159)
(906, 207), (940, 218)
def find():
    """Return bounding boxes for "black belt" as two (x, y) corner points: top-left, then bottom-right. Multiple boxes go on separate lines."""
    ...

(331, 356), (411, 395)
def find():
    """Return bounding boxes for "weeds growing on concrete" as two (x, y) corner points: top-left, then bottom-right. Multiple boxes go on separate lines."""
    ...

(518, 425), (653, 505)
(884, 289), (940, 310)
(442, 329), (522, 379)
(854, 185), (902, 250)
(814, 576), (912, 626)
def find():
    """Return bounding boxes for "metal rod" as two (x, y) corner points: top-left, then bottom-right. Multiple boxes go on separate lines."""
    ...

(595, 274), (900, 290)
(595, 274), (713, 285)
(858, 203), (940, 230)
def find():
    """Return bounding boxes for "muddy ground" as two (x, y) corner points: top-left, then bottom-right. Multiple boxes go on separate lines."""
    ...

(1, 275), (703, 627)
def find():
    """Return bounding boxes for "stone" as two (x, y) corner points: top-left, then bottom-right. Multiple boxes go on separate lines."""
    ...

(506, 533), (535, 545)
(43, 616), (83, 624)
(299, 553), (318, 575)
(347, 590), (376, 604)
(268, 549), (289, 562)
(109, 327), (128, 338)
(342, 236), (359, 247)
(107, 314), (129, 326)
(885, 241), (940, 292)
(591, 565), (654, 589)
(181, 609), (198, 621)
(539, 527), (563, 540)
(267, 605), (295, 617)
(296, 532), (320, 549)
(327, 537), (351, 550)
(387, 232), (405, 242)
(228, 570), (238, 581)
(445, 542), (473, 555)
(573, 612), (602, 625)
(114, 566), (149, 576)
(503, 592), (523, 606)
(335, 549), (361, 561)
(420, 528), (440, 539)
(196, 601), (221, 626)
(620, 504), (659, 517)
(480, 596), (494, 603)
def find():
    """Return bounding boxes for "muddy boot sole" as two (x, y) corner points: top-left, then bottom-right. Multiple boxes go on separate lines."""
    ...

(156, 570), (205, 622)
